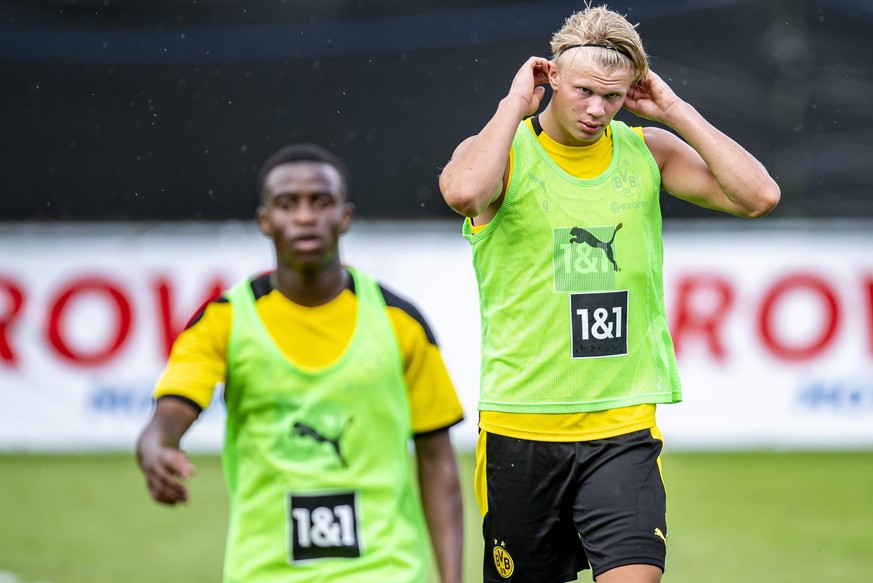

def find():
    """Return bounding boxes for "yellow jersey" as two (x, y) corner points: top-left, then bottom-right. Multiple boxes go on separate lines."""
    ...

(155, 270), (464, 435)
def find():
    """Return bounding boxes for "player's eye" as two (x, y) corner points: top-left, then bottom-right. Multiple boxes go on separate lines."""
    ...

(313, 194), (334, 209)
(274, 196), (295, 209)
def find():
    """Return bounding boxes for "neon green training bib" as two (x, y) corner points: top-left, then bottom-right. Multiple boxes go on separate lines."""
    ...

(464, 120), (682, 413)
(221, 268), (430, 582)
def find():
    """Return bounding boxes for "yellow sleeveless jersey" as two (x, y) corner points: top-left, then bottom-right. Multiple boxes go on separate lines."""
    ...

(473, 118), (657, 441)
(154, 270), (464, 435)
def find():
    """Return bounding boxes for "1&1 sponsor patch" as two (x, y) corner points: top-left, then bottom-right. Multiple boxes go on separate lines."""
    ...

(288, 491), (361, 563)
(570, 290), (628, 358)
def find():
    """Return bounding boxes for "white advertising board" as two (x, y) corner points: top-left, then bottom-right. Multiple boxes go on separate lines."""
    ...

(0, 220), (871, 452)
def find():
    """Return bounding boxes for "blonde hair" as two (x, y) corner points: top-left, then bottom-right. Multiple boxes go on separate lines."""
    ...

(550, 3), (649, 82)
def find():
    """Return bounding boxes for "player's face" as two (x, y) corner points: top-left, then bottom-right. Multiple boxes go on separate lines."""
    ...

(258, 161), (353, 273)
(547, 52), (634, 146)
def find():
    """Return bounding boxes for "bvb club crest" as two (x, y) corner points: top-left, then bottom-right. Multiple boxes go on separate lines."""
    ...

(493, 541), (514, 578)
(612, 163), (640, 197)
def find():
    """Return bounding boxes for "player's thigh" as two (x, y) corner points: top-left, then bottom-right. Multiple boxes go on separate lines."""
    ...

(477, 431), (586, 583)
(573, 428), (667, 579)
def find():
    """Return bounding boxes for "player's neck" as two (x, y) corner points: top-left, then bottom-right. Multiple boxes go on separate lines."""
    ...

(272, 262), (348, 307)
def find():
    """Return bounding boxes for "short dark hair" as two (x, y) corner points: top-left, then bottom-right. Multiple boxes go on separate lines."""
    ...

(256, 143), (350, 202)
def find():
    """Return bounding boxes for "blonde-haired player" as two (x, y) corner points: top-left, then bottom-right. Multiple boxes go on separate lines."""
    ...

(441, 3), (779, 582)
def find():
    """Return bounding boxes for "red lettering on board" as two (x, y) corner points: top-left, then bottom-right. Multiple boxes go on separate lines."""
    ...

(0, 277), (25, 366)
(46, 277), (132, 366)
(865, 275), (873, 357)
(758, 274), (839, 361)
(670, 274), (734, 361)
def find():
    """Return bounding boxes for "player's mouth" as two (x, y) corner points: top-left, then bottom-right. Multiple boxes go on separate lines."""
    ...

(580, 120), (601, 133)
(290, 234), (322, 252)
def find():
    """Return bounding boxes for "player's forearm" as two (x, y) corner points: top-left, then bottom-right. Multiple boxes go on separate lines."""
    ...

(415, 432), (464, 583)
(421, 475), (463, 583)
(136, 398), (198, 466)
(136, 421), (178, 473)
(662, 101), (780, 217)
(440, 95), (527, 217)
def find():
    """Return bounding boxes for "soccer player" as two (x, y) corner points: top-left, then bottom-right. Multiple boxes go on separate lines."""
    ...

(137, 143), (465, 583)
(439, 4), (779, 583)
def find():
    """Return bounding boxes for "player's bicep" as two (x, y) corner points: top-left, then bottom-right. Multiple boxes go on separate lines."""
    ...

(645, 127), (731, 212)
(441, 135), (507, 217)
(154, 299), (230, 410)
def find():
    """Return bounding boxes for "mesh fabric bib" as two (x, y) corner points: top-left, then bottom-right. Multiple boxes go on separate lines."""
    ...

(463, 120), (682, 413)
(221, 268), (429, 582)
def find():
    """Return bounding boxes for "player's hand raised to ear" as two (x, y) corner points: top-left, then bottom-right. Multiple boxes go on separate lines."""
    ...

(623, 70), (683, 125)
(507, 57), (550, 117)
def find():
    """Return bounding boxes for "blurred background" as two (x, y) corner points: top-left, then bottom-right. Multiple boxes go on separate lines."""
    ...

(1, 1), (872, 582)
(2, 0), (872, 220)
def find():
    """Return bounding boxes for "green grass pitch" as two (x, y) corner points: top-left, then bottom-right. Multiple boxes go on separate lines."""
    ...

(1, 451), (872, 582)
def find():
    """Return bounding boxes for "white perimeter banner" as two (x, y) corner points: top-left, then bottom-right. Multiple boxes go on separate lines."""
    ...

(1, 220), (871, 452)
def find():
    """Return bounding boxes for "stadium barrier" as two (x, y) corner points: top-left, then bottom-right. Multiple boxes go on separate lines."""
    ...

(1, 220), (872, 452)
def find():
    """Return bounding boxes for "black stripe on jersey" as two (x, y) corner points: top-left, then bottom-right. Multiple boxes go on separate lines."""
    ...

(249, 272), (273, 300)
(185, 294), (228, 330)
(344, 269), (437, 346)
(157, 394), (203, 414)
(377, 284), (439, 346)
(530, 114), (544, 136)
(413, 418), (464, 438)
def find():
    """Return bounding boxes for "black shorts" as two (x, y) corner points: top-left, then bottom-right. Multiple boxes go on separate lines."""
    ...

(477, 428), (667, 582)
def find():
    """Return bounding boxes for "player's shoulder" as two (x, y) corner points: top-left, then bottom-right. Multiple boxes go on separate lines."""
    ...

(640, 125), (678, 146)
(184, 289), (229, 331)
(366, 279), (438, 346)
(185, 272), (273, 330)
(638, 126), (684, 168)
(247, 271), (274, 301)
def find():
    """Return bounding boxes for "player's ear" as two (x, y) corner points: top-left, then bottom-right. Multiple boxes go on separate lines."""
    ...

(339, 202), (355, 235)
(546, 59), (559, 90)
(256, 205), (272, 237)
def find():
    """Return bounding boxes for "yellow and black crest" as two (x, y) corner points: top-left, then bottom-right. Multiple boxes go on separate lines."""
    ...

(492, 541), (514, 578)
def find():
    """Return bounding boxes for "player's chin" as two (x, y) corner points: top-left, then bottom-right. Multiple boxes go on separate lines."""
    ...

(287, 253), (330, 273)
(573, 129), (604, 145)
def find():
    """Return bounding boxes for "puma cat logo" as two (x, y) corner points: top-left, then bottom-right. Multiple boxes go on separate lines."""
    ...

(569, 223), (623, 271)
(293, 421), (349, 467)
(654, 527), (667, 545)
